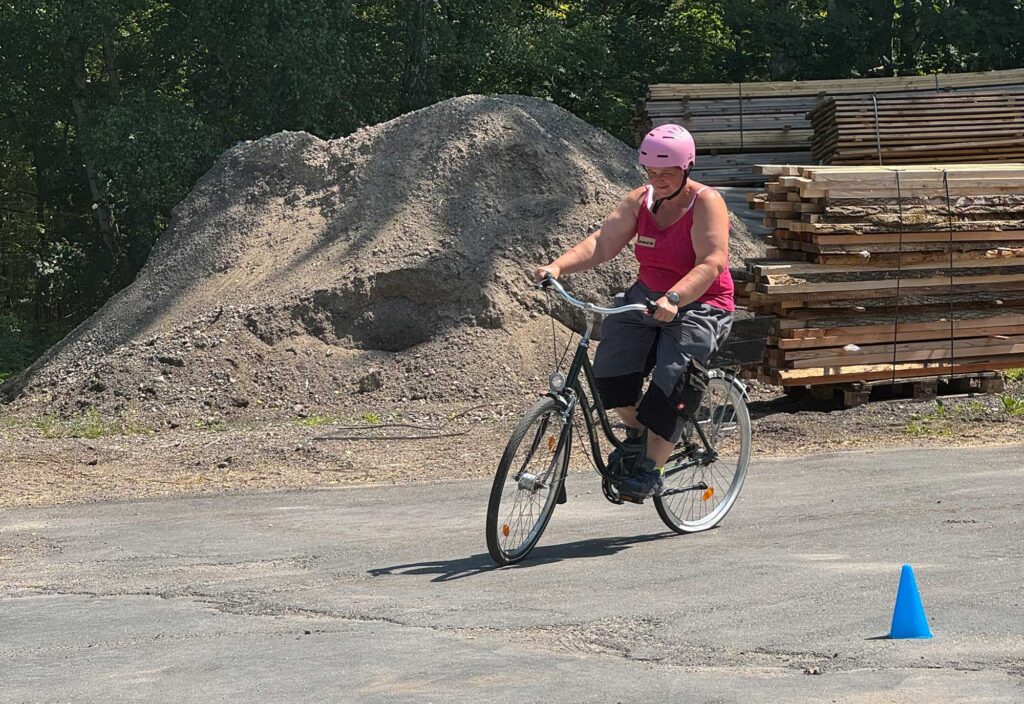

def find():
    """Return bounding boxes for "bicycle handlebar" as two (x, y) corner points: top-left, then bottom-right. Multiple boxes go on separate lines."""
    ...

(538, 274), (652, 316)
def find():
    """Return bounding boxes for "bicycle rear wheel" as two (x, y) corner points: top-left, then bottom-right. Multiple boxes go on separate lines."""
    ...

(486, 397), (570, 565)
(655, 376), (751, 534)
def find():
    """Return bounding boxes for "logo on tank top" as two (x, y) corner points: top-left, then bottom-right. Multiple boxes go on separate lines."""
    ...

(636, 235), (656, 248)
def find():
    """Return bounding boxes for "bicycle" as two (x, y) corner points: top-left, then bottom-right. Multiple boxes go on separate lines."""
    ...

(485, 275), (763, 566)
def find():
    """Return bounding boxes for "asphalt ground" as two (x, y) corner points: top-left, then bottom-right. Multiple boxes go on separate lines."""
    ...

(2, 445), (1023, 702)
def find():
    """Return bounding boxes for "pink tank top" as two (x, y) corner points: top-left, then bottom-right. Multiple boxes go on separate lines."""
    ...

(634, 186), (735, 312)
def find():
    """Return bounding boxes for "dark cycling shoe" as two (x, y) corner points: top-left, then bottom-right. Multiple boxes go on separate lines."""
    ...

(607, 427), (647, 477)
(608, 450), (641, 481)
(618, 457), (664, 499)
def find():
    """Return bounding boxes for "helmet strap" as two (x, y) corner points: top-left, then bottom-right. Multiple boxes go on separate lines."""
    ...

(651, 169), (691, 214)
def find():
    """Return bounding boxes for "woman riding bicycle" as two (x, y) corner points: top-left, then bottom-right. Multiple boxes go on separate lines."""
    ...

(533, 124), (734, 500)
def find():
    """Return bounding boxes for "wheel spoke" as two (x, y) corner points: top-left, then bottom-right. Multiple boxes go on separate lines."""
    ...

(654, 377), (751, 534)
(487, 400), (570, 563)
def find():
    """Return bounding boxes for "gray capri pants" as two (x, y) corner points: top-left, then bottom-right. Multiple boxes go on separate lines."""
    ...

(592, 281), (733, 443)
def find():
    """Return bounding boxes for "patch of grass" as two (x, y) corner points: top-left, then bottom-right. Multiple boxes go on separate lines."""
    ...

(961, 399), (985, 414)
(1003, 368), (1024, 382)
(904, 417), (953, 437)
(361, 411), (382, 425)
(999, 394), (1024, 416)
(34, 406), (155, 439)
(75, 406), (109, 439)
(904, 402), (956, 437)
(951, 399), (987, 420)
(293, 414), (339, 427)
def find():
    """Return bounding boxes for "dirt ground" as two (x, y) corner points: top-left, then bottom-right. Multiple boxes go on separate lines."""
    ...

(2, 376), (1020, 509)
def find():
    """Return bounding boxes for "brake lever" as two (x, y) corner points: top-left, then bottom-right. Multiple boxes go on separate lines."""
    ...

(530, 273), (552, 289)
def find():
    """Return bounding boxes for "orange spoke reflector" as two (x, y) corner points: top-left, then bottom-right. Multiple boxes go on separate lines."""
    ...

(502, 524), (510, 537)
(547, 435), (556, 451)
(702, 487), (715, 502)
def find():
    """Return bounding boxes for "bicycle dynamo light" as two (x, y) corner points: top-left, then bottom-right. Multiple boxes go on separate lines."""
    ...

(548, 371), (566, 393)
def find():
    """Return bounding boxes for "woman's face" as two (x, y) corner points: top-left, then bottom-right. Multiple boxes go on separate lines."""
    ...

(645, 166), (686, 196)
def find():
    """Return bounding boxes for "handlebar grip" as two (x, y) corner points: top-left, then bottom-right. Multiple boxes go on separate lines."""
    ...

(644, 298), (658, 314)
(533, 273), (554, 289)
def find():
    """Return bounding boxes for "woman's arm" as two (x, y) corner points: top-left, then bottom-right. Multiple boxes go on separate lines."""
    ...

(534, 188), (644, 280)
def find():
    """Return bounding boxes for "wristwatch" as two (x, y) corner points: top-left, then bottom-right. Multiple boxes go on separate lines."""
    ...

(665, 291), (680, 306)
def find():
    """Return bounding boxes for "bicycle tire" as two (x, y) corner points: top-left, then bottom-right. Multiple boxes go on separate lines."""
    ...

(486, 396), (571, 565)
(654, 376), (751, 534)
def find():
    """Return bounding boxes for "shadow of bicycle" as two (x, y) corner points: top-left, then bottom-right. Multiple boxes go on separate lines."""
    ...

(367, 532), (675, 582)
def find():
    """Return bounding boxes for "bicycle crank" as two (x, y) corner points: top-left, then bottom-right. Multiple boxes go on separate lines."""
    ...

(601, 478), (624, 505)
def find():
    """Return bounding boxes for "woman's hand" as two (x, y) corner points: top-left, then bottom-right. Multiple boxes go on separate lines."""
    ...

(650, 296), (678, 322)
(533, 264), (561, 282)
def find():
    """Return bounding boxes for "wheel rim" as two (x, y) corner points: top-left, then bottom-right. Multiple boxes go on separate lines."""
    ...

(494, 409), (567, 559)
(659, 377), (751, 530)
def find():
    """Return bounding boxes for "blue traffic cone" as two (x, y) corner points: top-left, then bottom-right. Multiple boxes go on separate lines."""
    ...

(889, 564), (932, 639)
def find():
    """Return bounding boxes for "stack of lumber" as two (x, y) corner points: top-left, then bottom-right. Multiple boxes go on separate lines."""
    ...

(744, 164), (1024, 386)
(636, 68), (1024, 186)
(809, 92), (1024, 165)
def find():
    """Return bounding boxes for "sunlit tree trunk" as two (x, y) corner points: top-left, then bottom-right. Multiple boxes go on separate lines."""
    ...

(69, 41), (117, 256)
(103, 30), (122, 104)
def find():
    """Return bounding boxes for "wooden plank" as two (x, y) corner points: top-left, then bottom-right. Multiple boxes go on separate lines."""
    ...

(759, 270), (1024, 295)
(777, 338), (1024, 368)
(807, 249), (1024, 267)
(777, 332), (1024, 361)
(780, 219), (1024, 235)
(751, 256), (1024, 279)
(752, 281), (1024, 304)
(774, 301), (1024, 329)
(647, 68), (1024, 100)
(777, 326), (1024, 350)
(805, 231), (1024, 246)
(769, 356), (1024, 386)
(776, 322), (1024, 349)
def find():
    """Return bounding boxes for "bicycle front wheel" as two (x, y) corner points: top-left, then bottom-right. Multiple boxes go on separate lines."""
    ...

(486, 396), (570, 565)
(655, 376), (751, 534)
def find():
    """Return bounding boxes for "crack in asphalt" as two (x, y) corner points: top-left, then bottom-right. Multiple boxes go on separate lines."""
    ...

(2, 587), (414, 628)
(4, 589), (1024, 680)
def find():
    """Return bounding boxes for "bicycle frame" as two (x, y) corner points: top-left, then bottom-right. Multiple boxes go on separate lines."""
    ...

(546, 311), (719, 486)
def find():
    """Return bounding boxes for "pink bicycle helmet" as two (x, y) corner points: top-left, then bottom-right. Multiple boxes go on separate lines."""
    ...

(639, 124), (696, 171)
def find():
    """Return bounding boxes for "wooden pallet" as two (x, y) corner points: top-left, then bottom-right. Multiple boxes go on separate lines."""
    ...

(634, 70), (1024, 186)
(786, 372), (1006, 409)
(809, 92), (1024, 165)
(744, 164), (1024, 386)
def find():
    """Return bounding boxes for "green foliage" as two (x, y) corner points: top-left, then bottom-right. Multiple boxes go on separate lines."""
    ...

(999, 394), (1024, 416)
(1004, 368), (1024, 382)
(294, 413), (341, 427)
(962, 399), (986, 415)
(0, 313), (32, 380)
(3, 0), (1024, 378)
(82, 92), (218, 260)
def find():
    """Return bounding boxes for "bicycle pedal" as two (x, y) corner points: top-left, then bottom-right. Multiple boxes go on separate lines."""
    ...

(618, 492), (647, 505)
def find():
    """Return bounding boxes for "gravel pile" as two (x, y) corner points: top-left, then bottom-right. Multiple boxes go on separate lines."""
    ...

(2, 95), (762, 425)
